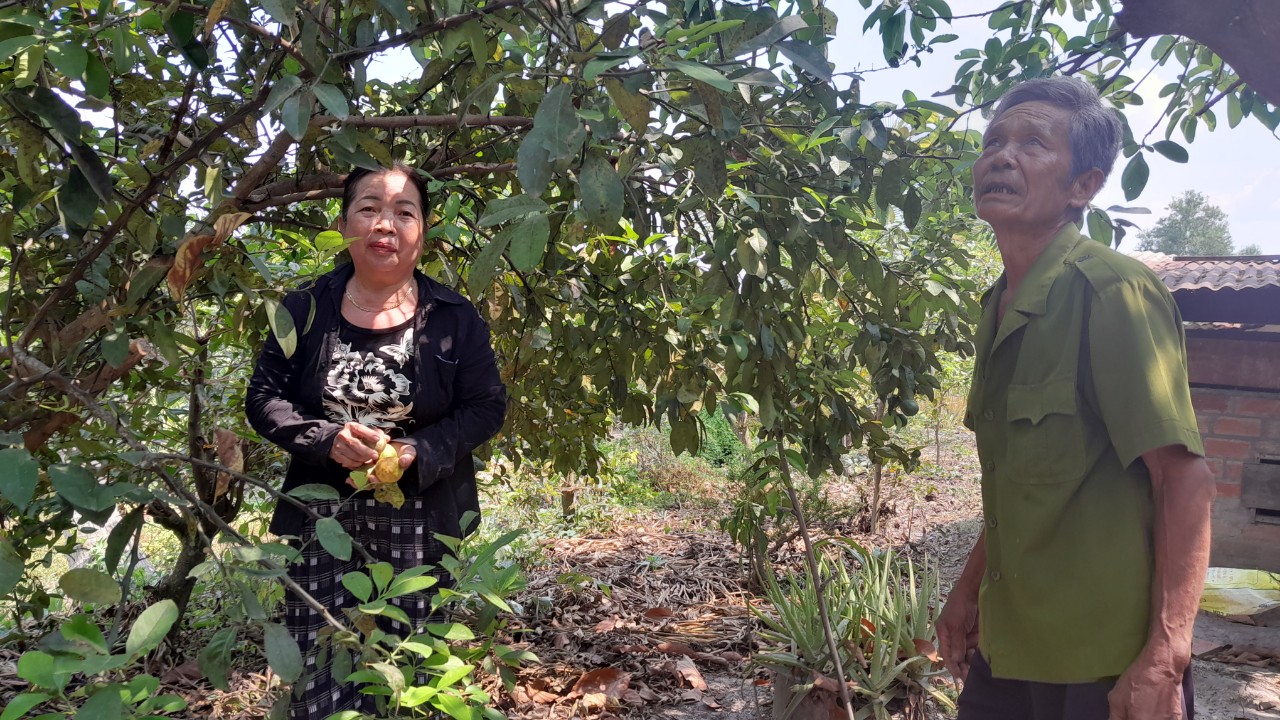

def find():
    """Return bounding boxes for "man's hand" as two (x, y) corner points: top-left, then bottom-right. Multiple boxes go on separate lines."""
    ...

(1107, 650), (1185, 720)
(937, 584), (981, 684)
(329, 422), (386, 469)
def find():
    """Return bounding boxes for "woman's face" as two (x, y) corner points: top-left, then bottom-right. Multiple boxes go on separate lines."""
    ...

(339, 170), (425, 282)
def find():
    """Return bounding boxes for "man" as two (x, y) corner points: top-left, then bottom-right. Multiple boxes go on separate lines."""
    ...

(936, 76), (1215, 720)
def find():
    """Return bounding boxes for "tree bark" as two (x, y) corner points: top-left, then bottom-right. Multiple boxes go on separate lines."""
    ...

(1116, 0), (1280, 106)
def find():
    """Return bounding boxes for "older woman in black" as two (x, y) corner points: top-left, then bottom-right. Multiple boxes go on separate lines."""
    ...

(247, 164), (506, 718)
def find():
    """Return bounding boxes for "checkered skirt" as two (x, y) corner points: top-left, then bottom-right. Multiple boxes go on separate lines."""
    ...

(284, 497), (451, 719)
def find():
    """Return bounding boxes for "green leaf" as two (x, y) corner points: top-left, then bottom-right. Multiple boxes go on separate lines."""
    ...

(259, 0), (296, 27)
(281, 90), (312, 141)
(369, 562), (393, 591)
(58, 165), (98, 228)
(17, 652), (64, 691)
(312, 83), (348, 118)
(0, 539), (23, 596)
(777, 39), (832, 80)
(126, 600), (179, 657)
(19, 86), (82, 142)
(578, 151), (624, 230)
(1086, 208), (1114, 246)
(195, 626), (236, 690)
(503, 214), (550, 273)
(48, 463), (115, 512)
(47, 44), (88, 80)
(1120, 152), (1149, 201)
(102, 327), (130, 368)
(0, 447), (39, 511)
(263, 75), (303, 114)
(342, 572), (373, 602)
(479, 195), (547, 228)
(731, 14), (807, 56)
(75, 685), (123, 719)
(264, 622), (304, 682)
(0, 36), (39, 62)
(126, 262), (169, 307)
(860, 118), (888, 150)
(287, 483), (339, 501)
(668, 60), (732, 92)
(534, 84), (586, 164)
(516, 131), (553, 197)
(264, 297), (297, 359)
(83, 53), (110, 99)
(467, 229), (512, 293)
(378, 0), (416, 29)
(426, 622), (476, 641)
(315, 517), (352, 560)
(1151, 140), (1188, 163)
(0, 692), (51, 720)
(314, 230), (347, 251)
(62, 614), (108, 654)
(104, 506), (144, 575)
(60, 568), (122, 606)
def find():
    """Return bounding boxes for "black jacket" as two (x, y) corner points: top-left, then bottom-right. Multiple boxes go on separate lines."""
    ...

(246, 263), (507, 539)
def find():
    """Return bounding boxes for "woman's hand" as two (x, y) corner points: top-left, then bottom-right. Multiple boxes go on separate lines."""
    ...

(329, 422), (386, 469)
(390, 441), (415, 470)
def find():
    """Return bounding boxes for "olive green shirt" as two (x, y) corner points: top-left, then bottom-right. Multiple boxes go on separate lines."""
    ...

(965, 223), (1204, 683)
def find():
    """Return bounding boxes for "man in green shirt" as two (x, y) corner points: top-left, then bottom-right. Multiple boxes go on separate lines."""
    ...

(937, 77), (1215, 720)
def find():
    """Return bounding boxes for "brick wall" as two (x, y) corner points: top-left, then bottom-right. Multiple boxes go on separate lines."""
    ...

(1191, 386), (1280, 572)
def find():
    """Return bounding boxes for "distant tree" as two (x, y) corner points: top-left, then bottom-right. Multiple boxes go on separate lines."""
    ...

(1138, 190), (1235, 255)
(1239, 243), (1263, 255)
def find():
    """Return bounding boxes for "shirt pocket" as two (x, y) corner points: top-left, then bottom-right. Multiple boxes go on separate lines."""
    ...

(1005, 374), (1087, 483)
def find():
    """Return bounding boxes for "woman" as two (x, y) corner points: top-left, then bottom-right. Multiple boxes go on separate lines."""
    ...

(246, 163), (507, 718)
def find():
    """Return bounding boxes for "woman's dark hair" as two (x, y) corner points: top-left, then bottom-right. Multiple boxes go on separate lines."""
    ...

(340, 163), (431, 219)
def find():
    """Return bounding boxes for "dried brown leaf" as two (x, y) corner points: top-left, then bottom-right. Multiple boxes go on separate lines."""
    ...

(913, 638), (940, 663)
(569, 667), (631, 700)
(642, 607), (675, 619)
(673, 656), (707, 690)
(167, 234), (216, 301)
(212, 211), (253, 244)
(594, 616), (618, 634)
(522, 679), (560, 704)
(655, 641), (697, 658)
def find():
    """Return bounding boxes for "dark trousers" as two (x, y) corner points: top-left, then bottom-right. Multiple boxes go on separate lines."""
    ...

(957, 651), (1195, 720)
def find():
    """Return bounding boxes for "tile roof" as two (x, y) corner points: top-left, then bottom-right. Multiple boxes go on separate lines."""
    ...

(1131, 252), (1280, 293)
(1131, 253), (1280, 325)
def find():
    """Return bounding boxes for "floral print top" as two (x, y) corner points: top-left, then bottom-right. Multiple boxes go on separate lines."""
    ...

(322, 317), (416, 437)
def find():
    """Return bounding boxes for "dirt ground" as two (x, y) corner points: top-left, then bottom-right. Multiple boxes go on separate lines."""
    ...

(496, 429), (1280, 720)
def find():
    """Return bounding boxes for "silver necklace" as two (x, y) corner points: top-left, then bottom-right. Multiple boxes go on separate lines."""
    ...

(345, 280), (414, 313)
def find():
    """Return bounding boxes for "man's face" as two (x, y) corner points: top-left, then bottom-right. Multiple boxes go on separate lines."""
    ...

(973, 100), (1085, 234)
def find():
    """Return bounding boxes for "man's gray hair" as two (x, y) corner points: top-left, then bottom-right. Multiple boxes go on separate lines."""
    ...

(991, 76), (1123, 181)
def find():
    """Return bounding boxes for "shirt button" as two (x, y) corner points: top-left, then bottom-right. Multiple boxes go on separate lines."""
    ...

(983, 461), (995, 473)
(983, 409), (994, 421)
(990, 570), (1002, 582)
(987, 518), (998, 529)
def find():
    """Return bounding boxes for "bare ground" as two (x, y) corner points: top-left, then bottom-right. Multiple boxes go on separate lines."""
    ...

(2, 429), (1277, 718)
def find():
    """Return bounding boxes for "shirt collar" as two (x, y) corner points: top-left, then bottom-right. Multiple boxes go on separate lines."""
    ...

(1008, 222), (1089, 317)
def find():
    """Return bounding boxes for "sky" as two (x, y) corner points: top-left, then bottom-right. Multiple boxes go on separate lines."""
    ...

(825, 12), (1280, 255)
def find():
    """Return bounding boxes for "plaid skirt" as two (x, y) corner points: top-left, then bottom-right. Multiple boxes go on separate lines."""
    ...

(284, 497), (452, 720)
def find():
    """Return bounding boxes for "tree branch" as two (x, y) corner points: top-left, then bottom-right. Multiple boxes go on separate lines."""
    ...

(313, 114), (533, 130)
(335, 0), (530, 61)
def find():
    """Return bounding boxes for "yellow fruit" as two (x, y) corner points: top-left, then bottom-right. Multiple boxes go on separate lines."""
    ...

(373, 442), (404, 484)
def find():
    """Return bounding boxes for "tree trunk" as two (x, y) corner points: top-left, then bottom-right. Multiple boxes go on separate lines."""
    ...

(1116, 0), (1280, 106)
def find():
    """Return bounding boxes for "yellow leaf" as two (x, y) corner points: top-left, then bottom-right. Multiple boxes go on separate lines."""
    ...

(166, 234), (216, 302)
